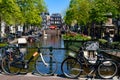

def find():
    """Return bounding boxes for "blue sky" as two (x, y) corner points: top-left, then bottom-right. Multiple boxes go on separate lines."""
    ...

(44, 0), (70, 15)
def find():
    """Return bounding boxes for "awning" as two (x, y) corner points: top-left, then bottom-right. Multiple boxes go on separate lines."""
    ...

(49, 25), (56, 29)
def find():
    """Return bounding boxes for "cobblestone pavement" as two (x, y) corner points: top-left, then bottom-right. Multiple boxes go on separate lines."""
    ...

(0, 73), (119, 80)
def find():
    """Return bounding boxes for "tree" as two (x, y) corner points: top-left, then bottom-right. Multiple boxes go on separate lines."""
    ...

(0, 0), (23, 25)
(89, 0), (119, 23)
(65, 0), (119, 25)
(0, 0), (24, 37)
(17, 0), (47, 26)
(64, 0), (92, 25)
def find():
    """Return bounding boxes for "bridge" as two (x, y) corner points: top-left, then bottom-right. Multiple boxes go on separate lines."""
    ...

(43, 29), (61, 36)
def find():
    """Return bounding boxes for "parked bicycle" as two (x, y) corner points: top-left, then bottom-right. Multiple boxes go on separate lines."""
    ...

(61, 41), (118, 79)
(1, 45), (58, 76)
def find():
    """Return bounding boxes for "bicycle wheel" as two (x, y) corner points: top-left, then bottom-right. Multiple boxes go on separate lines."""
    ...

(2, 56), (20, 75)
(61, 57), (83, 79)
(98, 60), (117, 79)
(35, 54), (58, 76)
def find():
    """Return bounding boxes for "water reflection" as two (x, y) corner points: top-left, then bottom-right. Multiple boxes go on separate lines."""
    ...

(39, 34), (66, 74)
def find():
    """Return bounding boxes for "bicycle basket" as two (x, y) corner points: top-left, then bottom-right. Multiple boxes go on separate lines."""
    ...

(83, 51), (98, 64)
(85, 41), (99, 50)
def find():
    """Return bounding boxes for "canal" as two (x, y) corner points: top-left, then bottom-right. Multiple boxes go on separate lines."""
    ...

(27, 34), (66, 75)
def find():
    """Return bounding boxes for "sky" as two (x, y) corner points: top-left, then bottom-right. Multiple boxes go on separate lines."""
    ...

(44, 0), (70, 15)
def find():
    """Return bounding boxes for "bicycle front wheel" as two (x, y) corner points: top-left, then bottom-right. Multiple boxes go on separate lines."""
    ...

(98, 60), (117, 79)
(61, 57), (83, 79)
(2, 56), (20, 75)
(35, 54), (58, 76)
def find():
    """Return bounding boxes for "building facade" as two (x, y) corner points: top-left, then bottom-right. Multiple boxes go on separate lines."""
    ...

(50, 13), (63, 28)
(40, 12), (50, 29)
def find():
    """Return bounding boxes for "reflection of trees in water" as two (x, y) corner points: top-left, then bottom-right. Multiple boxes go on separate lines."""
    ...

(41, 34), (61, 47)
(49, 35), (60, 47)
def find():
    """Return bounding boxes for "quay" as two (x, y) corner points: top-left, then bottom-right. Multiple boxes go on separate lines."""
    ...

(0, 73), (74, 80)
(101, 49), (120, 61)
(0, 73), (119, 80)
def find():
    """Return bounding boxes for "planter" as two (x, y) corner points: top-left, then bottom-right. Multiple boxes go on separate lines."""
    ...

(62, 32), (91, 41)
(63, 40), (88, 50)
(62, 32), (92, 50)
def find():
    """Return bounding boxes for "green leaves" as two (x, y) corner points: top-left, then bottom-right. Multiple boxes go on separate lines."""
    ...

(91, 0), (119, 23)
(0, 0), (47, 26)
(17, 0), (47, 25)
(0, 0), (22, 24)
(64, 0), (92, 25)
(64, 0), (120, 26)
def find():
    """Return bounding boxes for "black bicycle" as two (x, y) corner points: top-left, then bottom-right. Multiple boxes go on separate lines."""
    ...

(61, 42), (118, 79)
(1, 45), (58, 76)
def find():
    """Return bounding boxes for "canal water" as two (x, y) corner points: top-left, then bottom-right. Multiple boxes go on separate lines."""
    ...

(37, 34), (66, 75)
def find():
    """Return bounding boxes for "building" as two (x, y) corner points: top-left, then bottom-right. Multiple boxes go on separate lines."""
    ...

(40, 12), (50, 29)
(50, 13), (63, 28)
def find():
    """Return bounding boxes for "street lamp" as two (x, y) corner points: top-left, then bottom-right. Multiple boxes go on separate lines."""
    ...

(117, 20), (120, 36)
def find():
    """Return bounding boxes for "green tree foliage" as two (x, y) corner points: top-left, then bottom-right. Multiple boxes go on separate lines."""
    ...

(112, 0), (120, 16)
(64, 0), (119, 26)
(64, 0), (92, 25)
(0, 0), (23, 25)
(90, 0), (118, 23)
(0, 0), (47, 26)
(17, 0), (47, 25)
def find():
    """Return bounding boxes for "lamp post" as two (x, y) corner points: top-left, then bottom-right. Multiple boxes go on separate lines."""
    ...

(117, 20), (120, 37)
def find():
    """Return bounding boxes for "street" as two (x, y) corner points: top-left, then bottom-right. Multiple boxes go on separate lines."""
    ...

(0, 73), (119, 80)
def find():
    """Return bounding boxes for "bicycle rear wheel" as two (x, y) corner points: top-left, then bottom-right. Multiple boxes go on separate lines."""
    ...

(98, 60), (117, 79)
(1, 56), (20, 75)
(35, 54), (58, 76)
(61, 57), (83, 79)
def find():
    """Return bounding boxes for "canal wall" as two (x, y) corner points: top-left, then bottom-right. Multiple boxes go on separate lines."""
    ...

(102, 50), (120, 61)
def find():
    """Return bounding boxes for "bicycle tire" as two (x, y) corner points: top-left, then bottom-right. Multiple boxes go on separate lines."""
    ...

(19, 61), (29, 75)
(61, 57), (83, 79)
(35, 54), (58, 76)
(1, 56), (21, 75)
(98, 60), (117, 79)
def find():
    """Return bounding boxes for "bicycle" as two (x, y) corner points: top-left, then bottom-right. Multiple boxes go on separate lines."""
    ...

(61, 41), (118, 79)
(1, 45), (58, 76)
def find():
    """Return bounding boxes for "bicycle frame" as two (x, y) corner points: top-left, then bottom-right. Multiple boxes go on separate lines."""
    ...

(39, 52), (49, 66)
(22, 48), (49, 69)
(28, 51), (48, 66)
